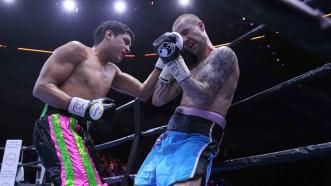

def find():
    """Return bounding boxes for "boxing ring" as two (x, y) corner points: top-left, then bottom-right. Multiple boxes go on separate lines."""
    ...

(1, 61), (330, 185)
(1, 0), (331, 185)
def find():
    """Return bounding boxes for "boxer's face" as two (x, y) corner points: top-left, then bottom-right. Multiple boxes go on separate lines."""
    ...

(106, 31), (131, 63)
(173, 21), (205, 56)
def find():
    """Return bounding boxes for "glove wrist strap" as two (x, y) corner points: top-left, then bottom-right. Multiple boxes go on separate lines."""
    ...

(159, 65), (174, 84)
(155, 58), (165, 70)
(68, 97), (90, 117)
(168, 56), (191, 82)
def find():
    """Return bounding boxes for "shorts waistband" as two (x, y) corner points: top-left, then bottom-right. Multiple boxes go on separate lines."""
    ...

(46, 106), (70, 116)
(175, 106), (226, 129)
(45, 106), (90, 129)
(166, 112), (224, 142)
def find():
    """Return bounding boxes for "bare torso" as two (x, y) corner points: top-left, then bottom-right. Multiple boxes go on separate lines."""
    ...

(60, 47), (117, 100)
(180, 48), (240, 116)
(34, 40), (161, 110)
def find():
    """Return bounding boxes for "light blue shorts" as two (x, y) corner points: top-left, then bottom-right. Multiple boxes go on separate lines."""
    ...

(135, 111), (224, 186)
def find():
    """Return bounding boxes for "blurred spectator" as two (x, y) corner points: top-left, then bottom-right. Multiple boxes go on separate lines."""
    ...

(99, 152), (127, 178)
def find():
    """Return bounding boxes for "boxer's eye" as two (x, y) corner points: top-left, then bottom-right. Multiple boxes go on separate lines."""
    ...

(181, 29), (189, 36)
(124, 39), (129, 46)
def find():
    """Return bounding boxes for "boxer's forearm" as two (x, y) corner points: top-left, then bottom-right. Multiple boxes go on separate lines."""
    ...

(138, 68), (162, 101)
(152, 81), (172, 106)
(152, 79), (181, 106)
(33, 83), (71, 109)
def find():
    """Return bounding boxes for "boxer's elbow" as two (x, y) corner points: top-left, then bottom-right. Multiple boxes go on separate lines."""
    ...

(32, 83), (42, 98)
(136, 90), (149, 102)
(152, 100), (162, 107)
(137, 95), (149, 102)
(33, 83), (50, 100)
(152, 96), (166, 107)
(136, 86), (152, 102)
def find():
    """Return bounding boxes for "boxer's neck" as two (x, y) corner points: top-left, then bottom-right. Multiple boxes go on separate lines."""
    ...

(198, 40), (214, 62)
(92, 43), (110, 65)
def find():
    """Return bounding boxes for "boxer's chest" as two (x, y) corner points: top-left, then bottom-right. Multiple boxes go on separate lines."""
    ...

(190, 59), (213, 81)
(71, 61), (115, 97)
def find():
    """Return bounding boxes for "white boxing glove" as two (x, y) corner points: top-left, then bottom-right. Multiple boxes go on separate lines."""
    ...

(167, 56), (190, 83)
(159, 65), (175, 83)
(68, 97), (116, 122)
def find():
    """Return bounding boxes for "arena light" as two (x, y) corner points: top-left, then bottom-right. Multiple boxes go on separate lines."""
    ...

(17, 47), (53, 54)
(144, 53), (157, 57)
(323, 13), (331, 17)
(250, 35), (265, 41)
(114, 1), (126, 13)
(63, 0), (77, 13)
(215, 43), (230, 48)
(3, 0), (15, 4)
(124, 54), (135, 58)
(179, 0), (190, 6)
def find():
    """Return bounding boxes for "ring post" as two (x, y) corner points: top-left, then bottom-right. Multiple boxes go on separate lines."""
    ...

(122, 98), (141, 186)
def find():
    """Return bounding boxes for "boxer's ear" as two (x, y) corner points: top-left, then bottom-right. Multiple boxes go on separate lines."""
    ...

(105, 30), (114, 40)
(197, 21), (205, 32)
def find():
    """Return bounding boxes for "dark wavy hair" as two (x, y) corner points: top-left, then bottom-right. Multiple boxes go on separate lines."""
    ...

(93, 20), (135, 46)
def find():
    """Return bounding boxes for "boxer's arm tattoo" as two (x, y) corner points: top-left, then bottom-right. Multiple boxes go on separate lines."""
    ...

(155, 82), (168, 99)
(154, 80), (181, 101)
(180, 47), (236, 105)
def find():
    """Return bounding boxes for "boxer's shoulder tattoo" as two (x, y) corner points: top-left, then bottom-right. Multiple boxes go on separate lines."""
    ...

(203, 47), (236, 87)
(181, 47), (236, 105)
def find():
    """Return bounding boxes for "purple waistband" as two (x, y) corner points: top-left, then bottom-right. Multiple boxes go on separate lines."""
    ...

(175, 106), (226, 129)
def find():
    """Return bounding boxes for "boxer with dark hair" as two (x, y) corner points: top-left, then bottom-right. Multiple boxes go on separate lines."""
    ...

(33, 20), (162, 186)
(135, 14), (240, 186)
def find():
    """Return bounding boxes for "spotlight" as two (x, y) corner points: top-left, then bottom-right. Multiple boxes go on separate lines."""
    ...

(179, 0), (190, 6)
(63, 0), (77, 13)
(114, 1), (126, 13)
(3, 0), (15, 3)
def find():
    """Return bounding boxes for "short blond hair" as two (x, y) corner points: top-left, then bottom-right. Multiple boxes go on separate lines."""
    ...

(172, 14), (202, 30)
